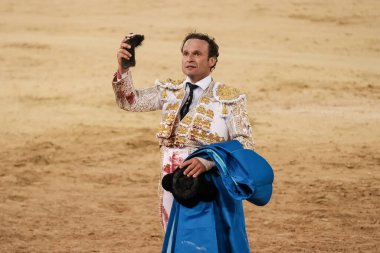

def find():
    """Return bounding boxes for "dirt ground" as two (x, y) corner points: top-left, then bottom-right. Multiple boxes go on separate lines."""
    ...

(0, 0), (379, 252)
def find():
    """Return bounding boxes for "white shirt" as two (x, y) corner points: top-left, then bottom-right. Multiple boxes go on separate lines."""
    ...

(181, 75), (212, 111)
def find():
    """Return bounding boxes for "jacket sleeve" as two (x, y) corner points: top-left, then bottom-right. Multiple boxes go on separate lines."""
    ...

(225, 97), (255, 150)
(112, 70), (163, 112)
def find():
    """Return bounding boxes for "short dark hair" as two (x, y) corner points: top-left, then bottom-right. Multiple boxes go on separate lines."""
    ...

(181, 32), (219, 71)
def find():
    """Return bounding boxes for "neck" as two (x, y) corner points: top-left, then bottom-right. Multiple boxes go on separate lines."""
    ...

(188, 74), (210, 84)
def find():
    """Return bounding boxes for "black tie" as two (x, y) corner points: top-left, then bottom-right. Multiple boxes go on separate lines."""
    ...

(180, 82), (198, 120)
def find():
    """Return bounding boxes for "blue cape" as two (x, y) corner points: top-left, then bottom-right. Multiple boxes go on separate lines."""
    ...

(162, 140), (274, 253)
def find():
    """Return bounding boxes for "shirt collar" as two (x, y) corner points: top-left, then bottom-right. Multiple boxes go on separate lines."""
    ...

(184, 75), (212, 91)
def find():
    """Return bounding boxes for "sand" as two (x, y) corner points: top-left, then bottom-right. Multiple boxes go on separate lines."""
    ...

(0, 0), (379, 252)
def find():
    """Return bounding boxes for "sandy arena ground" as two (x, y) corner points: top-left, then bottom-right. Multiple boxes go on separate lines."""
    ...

(0, 0), (379, 252)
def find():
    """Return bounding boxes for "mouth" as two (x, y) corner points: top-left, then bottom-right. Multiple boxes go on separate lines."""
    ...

(186, 66), (196, 70)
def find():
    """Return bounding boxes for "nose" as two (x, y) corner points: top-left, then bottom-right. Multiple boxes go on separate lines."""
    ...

(186, 54), (195, 62)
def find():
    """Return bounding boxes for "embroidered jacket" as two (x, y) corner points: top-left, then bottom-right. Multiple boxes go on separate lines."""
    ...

(112, 70), (254, 150)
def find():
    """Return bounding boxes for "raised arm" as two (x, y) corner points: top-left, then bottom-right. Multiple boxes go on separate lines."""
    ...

(112, 70), (162, 112)
(112, 35), (162, 112)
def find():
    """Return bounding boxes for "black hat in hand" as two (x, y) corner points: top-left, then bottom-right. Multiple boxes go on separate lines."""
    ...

(162, 166), (217, 208)
(122, 33), (144, 68)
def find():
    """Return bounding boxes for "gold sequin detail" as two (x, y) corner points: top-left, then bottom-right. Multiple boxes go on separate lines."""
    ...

(175, 90), (185, 100)
(193, 116), (211, 130)
(166, 102), (180, 111)
(165, 78), (184, 85)
(157, 125), (171, 137)
(196, 105), (214, 118)
(200, 97), (210, 104)
(217, 84), (241, 100)
(189, 128), (225, 144)
(176, 125), (188, 135)
(174, 136), (186, 146)
(182, 115), (192, 125)
(222, 103), (228, 115)
(162, 88), (167, 99)
(162, 112), (176, 125)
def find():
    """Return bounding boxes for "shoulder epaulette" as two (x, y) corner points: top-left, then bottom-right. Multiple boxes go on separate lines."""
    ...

(155, 78), (185, 90)
(213, 83), (246, 103)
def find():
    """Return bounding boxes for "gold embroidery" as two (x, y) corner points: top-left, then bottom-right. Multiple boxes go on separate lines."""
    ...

(200, 97), (210, 104)
(189, 128), (201, 139)
(222, 103), (228, 116)
(217, 84), (241, 100)
(196, 105), (214, 118)
(193, 116), (211, 130)
(207, 132), (225, 143)
(162, 88), (167, 99)
(165, 78), (184, 85)
(189, 127), (225, 144)
(182, 115), (192, 125)
(163, 112), (176, 125)
(196, 106), (206, 114)
(175, 90), (185, 100)
(174, 136), (186, 146)
(157, 124), (171, 137)
(226, 98), (254, 149)
(193, 117), (202, 127)
(177, 125), (188, 135)
(166, 102), (180, 111)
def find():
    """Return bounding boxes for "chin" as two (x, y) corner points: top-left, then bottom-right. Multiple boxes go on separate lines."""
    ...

(184, 71), (195, 78)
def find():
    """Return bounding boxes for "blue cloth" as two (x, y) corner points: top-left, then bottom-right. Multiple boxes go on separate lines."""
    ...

(161, 141), (274, 253)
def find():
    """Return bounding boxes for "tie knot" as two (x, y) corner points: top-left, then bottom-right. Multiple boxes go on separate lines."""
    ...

(186, 82), (198, 91)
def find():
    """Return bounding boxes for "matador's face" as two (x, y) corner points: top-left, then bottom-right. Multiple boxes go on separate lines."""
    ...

(181, 39), (216, 83)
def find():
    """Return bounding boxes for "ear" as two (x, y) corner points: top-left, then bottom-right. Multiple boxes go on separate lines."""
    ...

(208, 57), (217, 69)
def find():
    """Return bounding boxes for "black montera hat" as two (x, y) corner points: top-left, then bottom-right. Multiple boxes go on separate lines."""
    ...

(162, 166), (217, 208)
(121, 33), (144, 68)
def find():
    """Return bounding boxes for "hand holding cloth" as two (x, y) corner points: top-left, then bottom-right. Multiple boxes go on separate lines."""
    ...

(162, 140), (274, 253)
